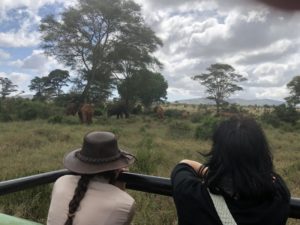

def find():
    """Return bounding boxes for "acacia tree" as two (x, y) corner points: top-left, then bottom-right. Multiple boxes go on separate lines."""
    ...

(29, 76), (48, 100)
(0, 77), (18, 99)
(285, 75), (300, 106)
(111, 21), (163, 107)
(40, 0), (162, 103)
(192, 63), (247, 115)
(29, 69), (70, 100)
(47, 69), (70, 97)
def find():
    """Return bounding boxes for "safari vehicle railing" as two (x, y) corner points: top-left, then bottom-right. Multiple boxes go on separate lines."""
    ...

(0, 169), (300, 220)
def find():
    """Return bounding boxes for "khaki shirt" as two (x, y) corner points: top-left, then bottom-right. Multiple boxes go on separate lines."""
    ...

(47, 175), (135, 225)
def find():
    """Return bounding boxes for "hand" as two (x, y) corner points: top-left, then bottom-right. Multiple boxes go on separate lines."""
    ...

(180, 159), (208, 177)
(114, 167), (129, 190)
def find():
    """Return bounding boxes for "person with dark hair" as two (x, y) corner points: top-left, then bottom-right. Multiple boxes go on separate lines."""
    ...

(171, 117), (290, 225)
(47, 131), (136, 225)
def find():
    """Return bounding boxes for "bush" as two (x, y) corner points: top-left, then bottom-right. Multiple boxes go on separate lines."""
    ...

(0, 113), (13, 122)
(48, 115), (63, 124)
(164, 109), (183, 119)
(190, 113), (203, 123)
(53, 93), (81, 107)
(168, 121), (192, 138)
(0, 98), (64, 121)
(195, 116), (221, 140)
(226, 104), (240, 113)
(19, 108), (39, 120)
(274, 104), (299, 124)
(260, 112), (281, 128)
(260, 104), (299, 128)
(61, 116), (80, 125)
(16, 100), (63, 121)
(132, 137), (163, 174)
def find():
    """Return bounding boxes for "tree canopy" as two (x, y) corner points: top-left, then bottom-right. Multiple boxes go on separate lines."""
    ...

(40, 0), (162, 102)
(192, 63), (247, 114)
(285, 75), (300, 106)
(118, 70), (168, 108)
(47, 69), (70, 97)
(29, 69), (70, 100)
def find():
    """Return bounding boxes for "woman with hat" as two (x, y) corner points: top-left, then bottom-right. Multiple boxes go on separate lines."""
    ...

(47, 131), (136, 225)
(171, 117), (290, 225)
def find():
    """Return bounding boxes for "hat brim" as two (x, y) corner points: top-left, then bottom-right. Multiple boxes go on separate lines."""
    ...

(63, 149), (135, 174)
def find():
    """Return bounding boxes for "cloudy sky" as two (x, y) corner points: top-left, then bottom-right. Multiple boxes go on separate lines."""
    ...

(0, 0), (300, 101)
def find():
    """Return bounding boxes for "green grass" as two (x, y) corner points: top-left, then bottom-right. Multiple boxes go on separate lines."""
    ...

(0, 116), (299, 224)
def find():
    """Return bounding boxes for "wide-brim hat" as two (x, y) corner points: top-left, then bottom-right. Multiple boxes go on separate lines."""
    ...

(64, 131), (135, 174)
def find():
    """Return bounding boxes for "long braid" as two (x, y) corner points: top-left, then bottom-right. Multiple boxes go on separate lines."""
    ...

(64, 175), (93, 225)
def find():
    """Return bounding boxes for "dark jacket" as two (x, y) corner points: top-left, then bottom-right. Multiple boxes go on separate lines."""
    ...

(171, 163), (290, 225)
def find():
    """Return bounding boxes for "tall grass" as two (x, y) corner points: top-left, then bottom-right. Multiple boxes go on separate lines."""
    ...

(0, 116), (299, 224)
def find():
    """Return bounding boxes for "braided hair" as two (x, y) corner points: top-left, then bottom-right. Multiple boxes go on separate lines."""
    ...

(64, 171), (118, 225)
(64, 175), (93, 225)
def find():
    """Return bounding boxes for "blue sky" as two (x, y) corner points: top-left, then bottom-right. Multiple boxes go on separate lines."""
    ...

(0, 0), (300, 101)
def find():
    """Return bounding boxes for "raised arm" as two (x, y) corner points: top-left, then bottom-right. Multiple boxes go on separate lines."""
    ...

(179, 159), (208, 177)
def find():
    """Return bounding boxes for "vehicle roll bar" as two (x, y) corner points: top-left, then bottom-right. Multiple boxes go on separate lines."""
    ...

(0, 169), (299, 219)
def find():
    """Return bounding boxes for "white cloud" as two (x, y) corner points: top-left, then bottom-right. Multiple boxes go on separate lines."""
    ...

(0, 71), (31, 94)
(254, 86), (289, 100)
(10, 49), (68, 75)
(0, 0), (78, 47)
(0, 48), (10, 59)
(0, 0), (77, 19)
(21, 50), (50, 70)
(0, 0), (299, 101)
(0, 28), (40, 48)
(132, 0), (300, 101)
(236, 39), (298, 65)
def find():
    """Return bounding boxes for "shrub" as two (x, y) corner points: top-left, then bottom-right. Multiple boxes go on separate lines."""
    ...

(48, 115), (63, 124)
(194, 116), (221, 140)
(260, 112), (281, 128)
(226, 104), (240, 113)
(131, 104), (143, 115)
(19, 107), (39, 120)
(0, 113), (13, 122)
(62, 116), (80, 125)
(133, 137), (162, 174)
(164, 109), (182, 119)
(260, 104), (299, 128)
(10, 99), (63, 121)
(168, 121), (192, 138)
(190, 112), (203, 123)
(274, 104), (299, 124)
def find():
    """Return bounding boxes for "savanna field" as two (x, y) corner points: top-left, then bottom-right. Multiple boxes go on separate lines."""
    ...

(0, 104), (299, 225)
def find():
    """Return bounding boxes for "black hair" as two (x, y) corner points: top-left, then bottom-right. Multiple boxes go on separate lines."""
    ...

(204, 116), (277, 200)
(64, 170), (118, 225)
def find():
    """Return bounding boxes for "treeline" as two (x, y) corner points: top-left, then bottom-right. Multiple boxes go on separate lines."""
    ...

(0, 0), (168, 114)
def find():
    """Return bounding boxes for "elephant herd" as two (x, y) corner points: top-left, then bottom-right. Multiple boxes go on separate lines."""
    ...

(65, 102), (169, 124)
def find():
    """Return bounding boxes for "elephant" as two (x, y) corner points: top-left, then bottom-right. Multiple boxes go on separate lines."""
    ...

(107, 103), (129, 119)
(78, 103), (95, 124)
(65, 103), (78, 116)
(154, 105), (164, 120)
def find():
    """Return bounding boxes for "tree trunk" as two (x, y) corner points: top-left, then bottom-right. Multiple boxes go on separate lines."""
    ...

(81, 83), (90, 103)
(216, 100), (220, 116)
(81, 70), (95, 103)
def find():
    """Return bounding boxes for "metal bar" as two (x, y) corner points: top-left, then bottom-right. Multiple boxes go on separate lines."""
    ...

(0, 170), (299, 219)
